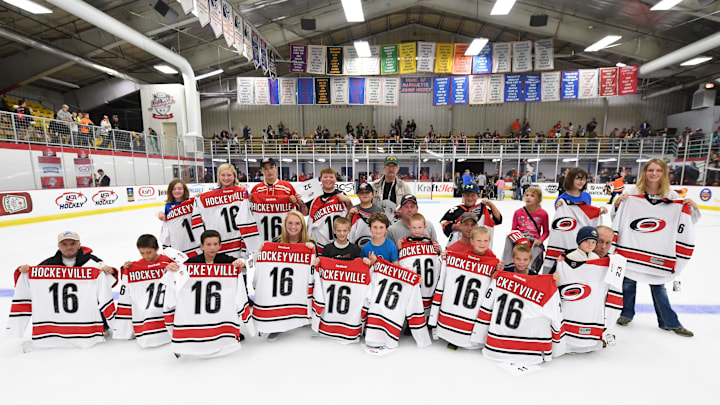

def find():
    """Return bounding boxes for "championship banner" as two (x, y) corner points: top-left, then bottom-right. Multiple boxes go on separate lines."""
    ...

(38, 156), (64, 189)
(254, 78), (270, 105)
(268, 79), (279, 105)
(331, 77), (348, 104)
(504, 74), (523, 102)
(221, 0), (235, 47)
(279, 78), (297, 105)
(492, 42), (511, 73)
(179, 0), (194, 14)
(380, 45), (398, 75)
(365, 77), (382, 105)
(561, 71), (579, 100)
(297, 78), (314, 105)
(349, 77), (366, 104)
(416, 42), (436, 72)
(434, 43), (453, 73)
(487, 74), (505, 103)
(452, 44), (472, 75)
(343, 46), (361, 75)
(306, 45), (326, 74)
(315, 78), (330, 104)
(243, 20), (252, 62)
(237, 77), (254, 104)
(541, 72), (561, 101)
(326, 46), (343, 75)
(433, 77), (450, 106)
(361, 45), (380, 75)
(209, 0), (223, 38)
(382, 78), (400, 106)
(252, 30), (260, 69)
(599, 67), (618, 97)
(619, 65), (638, 95)
(578, 69), (599, 99)
(290, 44), (307, 73)
(534, 38), (554, 70)
(196, 0), (210, 27)
(451, 75), (469, 105)
(472, 43), (492, 74)
(512, 41), (532, 72)
(233, 9), (243, 53)
(397, 43), (417, 74)
(269, 50), (277, 80)
(260, 39), (268, 74)
(400, 77), (432, 93)
(469, 75), (489, 104)
(523, 74), (541, 102)
(74, 158), (93, 188)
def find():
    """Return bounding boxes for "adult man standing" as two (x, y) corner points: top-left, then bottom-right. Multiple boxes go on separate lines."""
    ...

(94, 169), (110, 186)
(440, 183), (502, 248)
(251, 157), (308, 215)
(387, 195), (439, 244)
(593, 225), (614, 258)
(369, 155), (411, 218)
(519, 171), (532, 197)
(445, 213), (494, 257)
(55, 104), (72, 143)
(475, 172), (487, 197)
(462, 169), (474, 187)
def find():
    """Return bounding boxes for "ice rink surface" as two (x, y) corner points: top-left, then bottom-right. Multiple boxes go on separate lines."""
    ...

(1, 197), (718, 404)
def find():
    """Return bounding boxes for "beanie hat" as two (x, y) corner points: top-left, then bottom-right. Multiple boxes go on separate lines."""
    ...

(576, 226), (599, 245)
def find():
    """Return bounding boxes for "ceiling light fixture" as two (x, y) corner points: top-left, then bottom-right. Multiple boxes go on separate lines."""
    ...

(341, 0), (364, 22)
(616, 62), (627, 67)
(465, 38), (489, 56)
(195, 69), (224, 80)
(598, 158), (617, 162)
(680, 56), (712, 66)
(563, 158), (578, 162)
(585, 35), (622, 52)
(491, 0), (517, 16)
(650, 0), (684, 11)
(4, 0), (52, 14)
(154, 64), (179, 74)
(354, 40), (371, 57)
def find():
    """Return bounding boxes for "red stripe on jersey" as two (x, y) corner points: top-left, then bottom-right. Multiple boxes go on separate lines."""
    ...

(133, 320), (167, 335)
(606, 292), (623, 307)
(116, 306), (132, 317)
(562, 323), (603, 339)
(615, 248), (676, 271)
(432, 291), (443, 305)
(172, 324), (240, 339)
(485, 335), (552, 353)
(191, 217), (203, 227)
(546, 248), (563, 259)
(422, 298), (432, 309)
(675, 244), (694, 257)
(308, 286), (314, 296)
(476, 308), (492, 323)
(319, 321), (362, 338)
(102, 302), (117, 319)
(220, 240), (243, 252)
(312, 301), (324, 315)
(10, 302), (32, 314)
(407, 314), (426, 328)
(240, 304), (252, 322)
(33, 324), (104, 336)
(238, 224), (259, 235)
(252, 305), (308, 320)
(361, 308), (368, 321)
(163, 313), (175, 325)
(437, 312), (473, 332)
(552, 329), (562, 341)
(366, 315), (401, 337)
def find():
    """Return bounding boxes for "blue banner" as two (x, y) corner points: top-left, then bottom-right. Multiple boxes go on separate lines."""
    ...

(433, 77), (450, 106)
(268, 79), (279, 105)
(561, 71), (579, 100)
(523, 74), (541, 102)
(297, 78), (314, 105)
(348, 77), (365, 104)
(472, 43), (492, 74)
(504, 74), (523, 102)
(451, 76), (469, 104)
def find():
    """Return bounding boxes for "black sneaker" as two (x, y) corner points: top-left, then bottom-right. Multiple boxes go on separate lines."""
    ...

(446, 343), (458, 351)
(616, 317), (631, 326)
(239, 333), (245, 342)
(662, 327), (694, 337)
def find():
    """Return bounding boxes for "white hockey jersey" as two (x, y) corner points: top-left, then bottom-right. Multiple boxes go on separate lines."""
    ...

(194, 186), (261, 258)
(611, 195), (695, 284)
(6, 266), (116, 349)
(364, 258), (431, 349)
(348, 210), (373, 248)
(250, 193), (296, 242)
(160, 198), (203, 258)
(251, 242), (316, 333)
(470, 272), (563, 365)
(554, 257), (623, 356)
(161, 263), (254, 358)
(428, 251), (498, 348)
(114, 256), (174, 348)
(544, 201), (602, 271)
(311, 257), (371, 343)
(306, 193), (348, 251)
(397, 238), (441, 313)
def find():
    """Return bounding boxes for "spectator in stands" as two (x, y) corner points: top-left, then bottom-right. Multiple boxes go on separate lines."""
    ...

(369, 155), (411, 209)
(640, 120), (650, 137)
(99, 115), (111, 148)
(132, 131), (146, 152)
(243, 125), (251, 142)
(147, 127), (159, 153)
(111, 115), (121, 130)
(511, 118), (521, 134)
(79, 113), (94, 147)
(587, 117), (598, 134)
(13, 100), (33, 140)
(94, 169), (110, 186)
(520, 171), (532, 196)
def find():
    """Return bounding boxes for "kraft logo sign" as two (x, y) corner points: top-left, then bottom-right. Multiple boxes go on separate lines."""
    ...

(92, 190), (118, 206)
(0, 192), (33, 216)
(55, 192), (87, 210)
(78, 166), (91, 173)
(148, 92), (175, 120)
(138, 187), (155, 197)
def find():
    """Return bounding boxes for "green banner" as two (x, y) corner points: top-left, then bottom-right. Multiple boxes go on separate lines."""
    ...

(381, 44), (398, 75)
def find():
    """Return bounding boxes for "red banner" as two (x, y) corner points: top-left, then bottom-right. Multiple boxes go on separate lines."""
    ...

(38, 156), (64, 189)
(599, 67), (618, 97)
(618, 65), (638, 95)
(74, 158), (94, 188)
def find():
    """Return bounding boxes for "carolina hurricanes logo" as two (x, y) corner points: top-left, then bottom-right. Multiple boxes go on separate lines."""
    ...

(629, 217), (666, 233)
(559, 284), (592, 301)
(355, 236), (371, 247)
(552, 217), (577, 231)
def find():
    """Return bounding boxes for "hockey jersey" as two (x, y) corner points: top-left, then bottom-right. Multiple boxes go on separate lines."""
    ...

(554, 257), (623, 356)
(502, 230), (544, 275)
(6, 266), (116, 349)
(348, 210), (373, 248)
(194, 186), (261, 258)
(441, 203), (500, 249)
(250, 193), (296, 242)
(306, 193), (349, 251)
(397, 238), (441, 313)
(311, 257), (371, 343)
(428, 251), (498, 348)
(364, 258), (431, 349)
(160, 198), (203, 258)
(114, 256), (174, 347)
(611, 194), (695, 284)
(544, 201), (602, 271)
(161, 263), (254, 358)
(470, 272), (563, 365)
(251, 242), (316, 333)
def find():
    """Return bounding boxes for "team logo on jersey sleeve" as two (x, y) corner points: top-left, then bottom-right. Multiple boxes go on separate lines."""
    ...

(558, 283), (592, 301)
(629, 218), (666, 233)
(552, 217), (577, 231)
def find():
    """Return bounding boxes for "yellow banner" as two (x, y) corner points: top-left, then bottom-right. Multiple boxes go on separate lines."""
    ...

(434, 43), (453, 73)
(397, 42), (417, 74)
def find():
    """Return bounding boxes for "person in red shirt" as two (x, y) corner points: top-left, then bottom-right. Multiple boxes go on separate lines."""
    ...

(445, 213), (495, 257)
(250, 157), (308, 215)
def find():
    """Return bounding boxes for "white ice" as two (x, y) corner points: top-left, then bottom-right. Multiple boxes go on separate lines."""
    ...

(0, 197), (718, 404)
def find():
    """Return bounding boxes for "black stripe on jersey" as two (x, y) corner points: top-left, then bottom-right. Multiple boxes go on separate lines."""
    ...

(483, 345), (546, 356)
(367, 313), (402, 329)
(117, 303), (132, 308)
(135, 329), (169, 338)
(132, 316), (165, 325)
(171, 334), (239, 343)
(365, 325), (400, 341)
(8, 314), (31, 318)
(487, 331), (551, 342)
(116, 316), (132, 320)
(163, 310), (175, 315)
(33, 333), (104, 340)
(615, 244), (676, 260)
(438, 309), (476, 323)
(676, 240), (694, 248)
(562, 319), (604, 328)
(406, 312), (427, 329)
(100, 298), (115, 311)
(11, 299), (31, 303)
(437, 323), (472, 336)
(173, 321), (240, 329)
(318, 330), (359, 341)
(33, 321), (104, 326)
(626, 259), (673, 273)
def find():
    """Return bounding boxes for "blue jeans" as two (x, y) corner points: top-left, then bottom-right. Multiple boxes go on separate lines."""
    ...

(497, 188), (505, 200)
(621, 277), (682, 329)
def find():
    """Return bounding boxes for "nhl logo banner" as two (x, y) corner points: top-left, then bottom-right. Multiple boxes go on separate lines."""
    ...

(512, 41), (532, 73)
(534, 39), (554, 71)
(416, 42), (436, 73)
(599, 67), (618, 97)
(578, 69), (599, 99)
(492, 42), (511, 73)
(472, 43), (492, 74)
(561, 71), (579, 100)
(452, 44), (472, 75)
(209, 0), (223, 38)
(541, 72), (561, 101)
(221, 0), (235, 47)
(196, 0), (210, 27)
(618, 65), (638, 95)
(306, 45), (326, 75)
(290, 45), (307, 73)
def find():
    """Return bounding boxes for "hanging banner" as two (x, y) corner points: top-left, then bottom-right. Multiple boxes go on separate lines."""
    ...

(599, 67), (618, 97)
(278, 78), (296, 105)
(417, 42), (436, 73)
(434, 43), (453, 73)
(343, 46), (361, 75)
(361, 45), (381, 75)
(74, 158), (93, 187)
(307, 45), (325, 75)
(179, 0), (194, 14)
(492, 42), (511, 73)
(233, 9), (243, 53)
(469, 75), (489, 104)
(331, 77), (349, 104)
(221, 1), (235, 47)
(269, 50), (276, 80)
(297, 78), (314, 105)
(541, 71), (561, 101)
(260, 39), (268, 74)
(561, 71), (579, 100)
(534, 38), (554, 70)
(326, 46), (343, 75)
(243, 20), (252, 62)
(268, 79), (279, 105)
(315, 78), (330, 104)
(289, 44), (307, 73)
(254, 78), (269, 104)
(487, 74), (505, 103)
(578, 69), (599, 99)
(252, 30), (260, 69)
(365, 77), (382, 105)
(433, 77), (450, 106)
(237, 78), (254, 104)
(472, 43), (492, 74)
(512, 41), (533, 73)
(196, 0), (210, 27)
(451, 76), (469, 104)
(400, 77), (432, 93)
(397, 43), (417, 74)
(349, 77), (366, 104)
(618, 65), (638, 95)
(504, 74), (523, 102)
(452, 44), (472, 75)
(380, 45), (398, 75)
(524, 74), (541, 102)
(38, 156), (64, 189)
(209, 0), (223, 38)
(382, 78), (400, 105)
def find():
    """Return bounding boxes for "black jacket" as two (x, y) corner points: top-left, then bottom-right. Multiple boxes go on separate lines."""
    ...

(185, 253), (236, 264)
